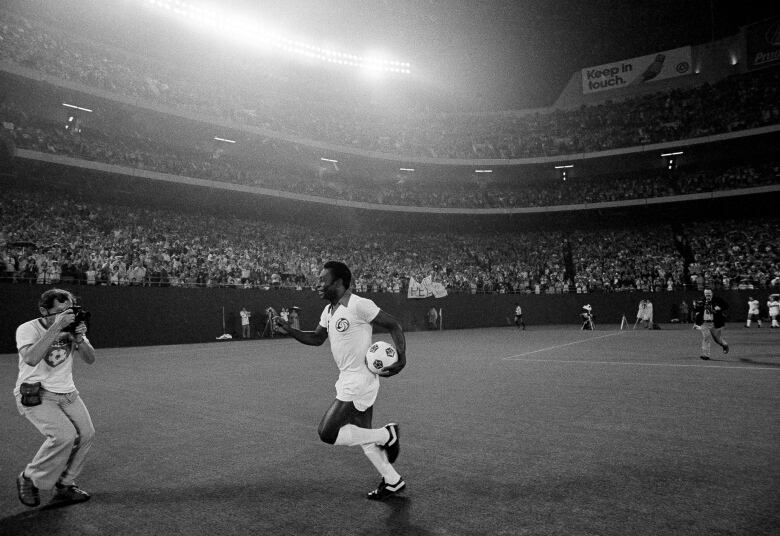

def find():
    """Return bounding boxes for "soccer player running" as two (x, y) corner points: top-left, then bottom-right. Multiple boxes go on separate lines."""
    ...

(693, 288), (730, 360)
(273, 261), (407, 500)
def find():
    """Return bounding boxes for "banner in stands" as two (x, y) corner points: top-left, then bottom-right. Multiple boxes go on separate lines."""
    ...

(407, 276), (447, 299)
(581, 46), (692, 94)
(746, 16), (780, 70)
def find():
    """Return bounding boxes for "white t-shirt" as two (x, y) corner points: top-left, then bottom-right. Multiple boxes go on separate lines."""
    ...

(14, 318), (84, 396)
(319, 293), (380, 404)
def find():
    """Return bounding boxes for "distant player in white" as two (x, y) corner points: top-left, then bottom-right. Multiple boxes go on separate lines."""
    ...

(636, 299), (654, 329)
(745, 297), (761, 328)
(768, 295), (780, 328)
(274, 261), (407, 500)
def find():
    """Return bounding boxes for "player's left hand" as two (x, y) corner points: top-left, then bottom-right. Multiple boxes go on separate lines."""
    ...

(378, 358), (405, 377)
(714, 306), (721, 311)
(70, 323), (87, 342)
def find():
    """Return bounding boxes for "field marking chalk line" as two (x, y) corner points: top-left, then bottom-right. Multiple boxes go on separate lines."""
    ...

(505, 358), (780, 371)
(503, 331), (623, 360)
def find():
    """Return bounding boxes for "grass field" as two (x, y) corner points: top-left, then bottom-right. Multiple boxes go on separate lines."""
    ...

(1, 324), (778, 536)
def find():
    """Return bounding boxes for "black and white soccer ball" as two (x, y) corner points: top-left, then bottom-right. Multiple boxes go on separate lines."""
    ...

(365, 341), (398, 374)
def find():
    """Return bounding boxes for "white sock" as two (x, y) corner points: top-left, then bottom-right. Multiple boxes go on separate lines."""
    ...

(334, 424), (390, 447)
(361, 443), (401, 484)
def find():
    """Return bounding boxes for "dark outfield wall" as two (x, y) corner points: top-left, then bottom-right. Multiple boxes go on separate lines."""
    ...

(0, 285), (771, 353)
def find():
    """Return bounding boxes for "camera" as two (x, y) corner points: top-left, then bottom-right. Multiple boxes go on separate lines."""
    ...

(63, 305), (91, 333)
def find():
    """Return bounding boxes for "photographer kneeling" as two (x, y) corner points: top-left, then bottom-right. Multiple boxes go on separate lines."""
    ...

(14, 288), (96, 507)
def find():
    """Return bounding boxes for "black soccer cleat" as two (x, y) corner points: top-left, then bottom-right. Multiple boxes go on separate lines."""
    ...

(699, 355), (710, 361)
(722, 343), (729, 355)
(382, 423), (400, 463)
(17, 471), (40, 507)
(367, 477), (405, 500)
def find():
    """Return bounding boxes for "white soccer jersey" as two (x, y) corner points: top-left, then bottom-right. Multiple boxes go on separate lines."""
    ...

(748, 300), (760, 314)
(769, 300), (780, 316)
(14, 318), (82, 396)
(320, 293), (380, 405)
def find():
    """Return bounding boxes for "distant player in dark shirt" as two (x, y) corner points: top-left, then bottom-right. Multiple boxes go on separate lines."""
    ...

(513, 303), (525, 330)
(693, 289), (729, 360)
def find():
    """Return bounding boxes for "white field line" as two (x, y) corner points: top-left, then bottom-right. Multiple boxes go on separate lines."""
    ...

(502, 331), (780, 371)
(503, 331), (623, 360)
(505, 358), (780, 371)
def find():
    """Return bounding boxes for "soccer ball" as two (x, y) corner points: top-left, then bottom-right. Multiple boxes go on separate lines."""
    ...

(365, 341), (397, 374)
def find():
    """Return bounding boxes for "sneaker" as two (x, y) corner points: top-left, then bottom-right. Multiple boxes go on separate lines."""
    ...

(367, 477), (405, 500)
(381, 423), (400, 464)
(699, 355), (710, 361)
(722, 344), (729, 355)
(17, 471), (40, 507)
(51, 483), (90, 504)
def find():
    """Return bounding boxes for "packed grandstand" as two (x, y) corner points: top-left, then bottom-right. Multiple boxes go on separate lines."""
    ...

(0, 1), (778, 294)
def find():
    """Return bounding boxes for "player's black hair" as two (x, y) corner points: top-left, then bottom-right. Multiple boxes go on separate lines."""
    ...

(324, 261), (352, 289)
(38, 288), (75, 310)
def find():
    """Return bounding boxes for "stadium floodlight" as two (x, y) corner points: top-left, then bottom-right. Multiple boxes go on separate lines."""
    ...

(474, 169), (493, 173)
(660, 151), (683, 157)
(554, 164), (574, 169)
(399, 168), (415, 172)
(213, 137), (236, 143)
(139, 0), (411, 74)
(62, 103), (93, 112)
(320, 157), (338, 163)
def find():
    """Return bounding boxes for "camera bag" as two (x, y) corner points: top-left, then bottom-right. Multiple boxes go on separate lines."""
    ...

(20, 382), (42, 407)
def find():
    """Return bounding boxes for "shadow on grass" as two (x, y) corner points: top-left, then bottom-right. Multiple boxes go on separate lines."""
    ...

(373, 495), (436, 536)
(2, 484), (434, 536)
(738, 357), (780, 368)
(0, 503), (71, 536)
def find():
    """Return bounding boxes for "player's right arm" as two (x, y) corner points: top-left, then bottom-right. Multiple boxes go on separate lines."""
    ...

(18, 309), (76, 366)
(274, 316), (328, 346)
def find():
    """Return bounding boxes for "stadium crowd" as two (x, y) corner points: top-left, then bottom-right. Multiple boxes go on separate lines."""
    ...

(4, 102), (778, 209)
(0, 9), (777, 295)
(1, 186), (777, 293)
(1, 8), (779, 160)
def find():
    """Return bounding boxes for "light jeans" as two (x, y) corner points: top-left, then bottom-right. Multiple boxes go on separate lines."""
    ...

(699, 322), (726, 358)
(16, 389), (95, 490)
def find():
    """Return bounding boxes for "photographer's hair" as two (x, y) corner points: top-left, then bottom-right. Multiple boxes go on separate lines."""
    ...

(38, 288), (75, 311)
(324, 261), (352, 289)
